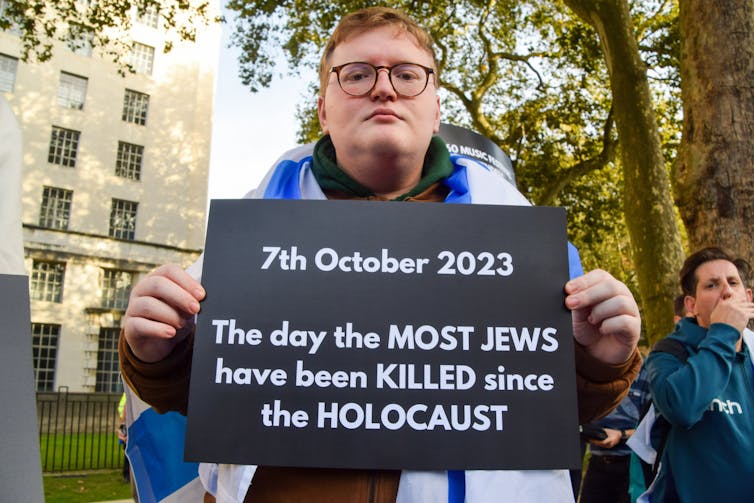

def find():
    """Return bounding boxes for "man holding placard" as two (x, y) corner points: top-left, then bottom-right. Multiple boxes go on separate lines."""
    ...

(120, 7), (641, 502)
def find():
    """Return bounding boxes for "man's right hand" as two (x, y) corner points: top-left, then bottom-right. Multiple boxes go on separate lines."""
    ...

(710, 296), (754, 334)
(123, 264), (206, 363)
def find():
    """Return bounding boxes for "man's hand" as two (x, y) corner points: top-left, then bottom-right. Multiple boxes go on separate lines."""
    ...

(565, 269), (640, 365)
(710, 297), (754, 334)
(122, 264), (206, 363)
(588, 427), (624, 449)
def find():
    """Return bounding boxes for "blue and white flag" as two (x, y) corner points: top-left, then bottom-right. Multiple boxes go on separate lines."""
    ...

(123, 385), (204, 502)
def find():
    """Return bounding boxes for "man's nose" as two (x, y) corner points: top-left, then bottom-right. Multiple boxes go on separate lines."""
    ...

(370, 69), (396, 99)
(721, 282), (734, 298)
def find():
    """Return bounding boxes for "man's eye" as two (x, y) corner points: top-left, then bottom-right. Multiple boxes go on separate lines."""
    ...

(342, 68), (372, 82)
(394, 70), (420, 81)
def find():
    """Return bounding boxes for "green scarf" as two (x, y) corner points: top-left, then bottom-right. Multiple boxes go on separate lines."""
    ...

(311, 135), (453, 201)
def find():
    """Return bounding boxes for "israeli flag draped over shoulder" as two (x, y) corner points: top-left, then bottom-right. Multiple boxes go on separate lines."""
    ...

(187, 137), (583, 503)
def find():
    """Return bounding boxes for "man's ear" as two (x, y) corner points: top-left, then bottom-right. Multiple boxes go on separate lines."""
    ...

(746, 288), (753, 302)
(317, 95), (329, 134)
(684, 295), (696, 317)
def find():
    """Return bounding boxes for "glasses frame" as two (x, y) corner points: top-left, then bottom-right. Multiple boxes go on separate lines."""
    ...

(330, 62), (435, 98)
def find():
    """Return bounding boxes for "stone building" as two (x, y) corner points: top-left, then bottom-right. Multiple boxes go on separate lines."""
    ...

(1, 4), (220, 392)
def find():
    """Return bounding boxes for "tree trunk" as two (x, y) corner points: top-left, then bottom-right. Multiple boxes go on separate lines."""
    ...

(675, 0), (754, 266)
(564, 0), (685, 345)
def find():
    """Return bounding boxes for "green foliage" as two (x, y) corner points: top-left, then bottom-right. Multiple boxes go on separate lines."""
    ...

(295, 82), (323, 144)
(0, 0), (217, 72)
(225, 0), (681, 282)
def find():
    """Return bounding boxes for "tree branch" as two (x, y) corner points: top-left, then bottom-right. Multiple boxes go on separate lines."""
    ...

(537, 106), (617, 205)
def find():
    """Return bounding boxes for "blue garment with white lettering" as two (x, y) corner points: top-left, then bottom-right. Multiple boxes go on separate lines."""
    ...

(645, 318), (754, 501)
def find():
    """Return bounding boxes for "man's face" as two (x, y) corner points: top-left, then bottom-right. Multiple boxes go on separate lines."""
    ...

(318, 26), (441, 166)
(686, 259), (753, 328)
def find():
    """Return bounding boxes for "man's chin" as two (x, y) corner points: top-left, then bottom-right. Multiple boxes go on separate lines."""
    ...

(333, 123), (430, 158)
(362, 128), (411, 152)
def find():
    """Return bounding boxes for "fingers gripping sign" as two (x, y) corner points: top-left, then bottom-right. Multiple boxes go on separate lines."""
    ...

(123, 264), (206, 363)
(564, 269), (640, 365)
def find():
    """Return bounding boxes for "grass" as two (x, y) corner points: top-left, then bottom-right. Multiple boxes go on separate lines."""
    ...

(44, 469), (133, 503)
(40, 433), (122, 472)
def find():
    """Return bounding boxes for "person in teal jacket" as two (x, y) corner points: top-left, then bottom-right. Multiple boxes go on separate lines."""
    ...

(644, 247), (754, 502)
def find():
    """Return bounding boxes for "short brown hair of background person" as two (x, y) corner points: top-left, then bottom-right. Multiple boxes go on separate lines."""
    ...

(679, 246), (751, 297)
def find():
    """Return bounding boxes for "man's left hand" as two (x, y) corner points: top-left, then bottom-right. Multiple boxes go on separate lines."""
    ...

(565, 269), (640, 365)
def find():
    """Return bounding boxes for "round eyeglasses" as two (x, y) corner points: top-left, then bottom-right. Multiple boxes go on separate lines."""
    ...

(330, 62), (435, 97)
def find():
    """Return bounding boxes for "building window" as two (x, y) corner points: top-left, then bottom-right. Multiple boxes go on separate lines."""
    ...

(136, 4), (159, 28)
(39, 186), (73, 230)
(30, 260), (65, 303)
(101, 269), (133, 309)
(31, 323), (60, 392)
(109, 199), (138, 240)
(115, 141), (144, 180)
(129, 43), (154, 75)
(57, 72), (88, 110)
(0, 53), (18, 92)
(122, 89), (149, 125)
(48, 126), (80, 168)
(95, 327), (122, 393)
(66, 24), (93, 57)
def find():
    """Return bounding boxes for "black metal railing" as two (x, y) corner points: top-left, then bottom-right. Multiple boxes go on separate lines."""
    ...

(37, 389), (125, 472)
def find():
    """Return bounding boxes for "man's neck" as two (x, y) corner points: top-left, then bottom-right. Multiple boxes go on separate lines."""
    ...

(310, 135), (454, 201)
(337, 150), (424, 199)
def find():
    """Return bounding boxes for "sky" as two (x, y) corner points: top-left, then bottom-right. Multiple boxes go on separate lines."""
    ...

(206, 17), (311, 201)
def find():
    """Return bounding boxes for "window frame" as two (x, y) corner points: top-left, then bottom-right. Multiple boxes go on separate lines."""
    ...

(39, 186), (73, 230)
(66, 24), (94, 57)
(129, 42), (155, 75)
(31, 323), (60, 392)
(48, 126), (81, 168)
(136, 4), (159, 28)
(95, 327), (123, 393)
(57, 71), (88, 110)
(115, 141), (144, 180)
(122, 89), (150, 125)
(0, 52), (18, 93)
(101, 269), (133, 309)
(30, 260), (66, 303)
(109, 198), (138, 241)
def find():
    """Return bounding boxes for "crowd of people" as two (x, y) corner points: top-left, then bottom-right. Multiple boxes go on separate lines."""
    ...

(115, 6), (754, 503)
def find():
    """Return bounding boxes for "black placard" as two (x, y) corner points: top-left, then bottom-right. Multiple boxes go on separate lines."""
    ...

(185, 199), (580, 470)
